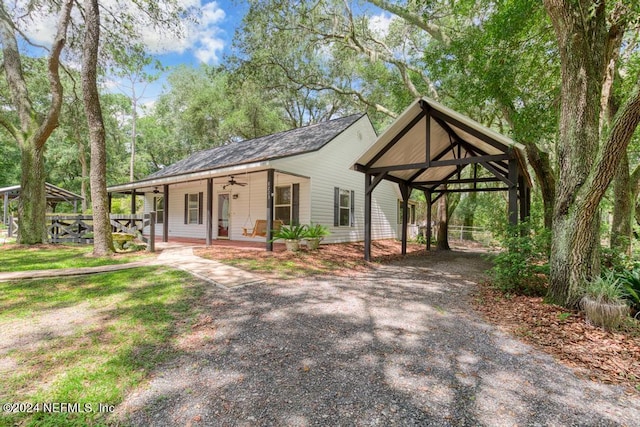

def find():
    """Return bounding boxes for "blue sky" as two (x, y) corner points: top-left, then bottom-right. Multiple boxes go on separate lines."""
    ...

(115, 0), (249, 107)
(17, 0), (247, 107)
(17, 0), (391, 109)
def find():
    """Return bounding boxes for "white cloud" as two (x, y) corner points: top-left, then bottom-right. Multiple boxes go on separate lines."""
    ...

(369, 13), (394, 38)
(130, 0), (227, 64)
(11, 0), (227, 65)
(185, 1), (227, 64)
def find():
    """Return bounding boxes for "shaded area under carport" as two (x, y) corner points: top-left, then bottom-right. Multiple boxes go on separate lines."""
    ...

(354, 97), (532, 260)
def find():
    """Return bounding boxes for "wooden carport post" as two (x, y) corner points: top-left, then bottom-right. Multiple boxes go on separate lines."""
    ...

(519, 175), (529, 223)
(400, 182), (410, 255)
(364, 173), (372, 261)
(266, 169), (275, 252)
(508, 156), (519, 226)
(425, 190), (432, 251)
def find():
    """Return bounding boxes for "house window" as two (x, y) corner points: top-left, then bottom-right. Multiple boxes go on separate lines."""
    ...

(184, 192), (203, 225)
(275, 185), (292, 225)
(154, 196), (164, 224)
(398, 201), (417, 225)
(334, 187), (354, 227)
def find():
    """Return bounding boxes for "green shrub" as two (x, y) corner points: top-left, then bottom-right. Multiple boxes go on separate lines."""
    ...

(303, 223), (330, 239)
(581, 272), (630, 330)
(270, 224), (307, 241)
(617, 269), (640, 314)
(584, 271), (628, 303)
(488, 222), (549, 296)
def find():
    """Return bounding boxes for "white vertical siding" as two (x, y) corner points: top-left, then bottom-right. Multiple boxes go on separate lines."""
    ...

(272, 116), (398, 243)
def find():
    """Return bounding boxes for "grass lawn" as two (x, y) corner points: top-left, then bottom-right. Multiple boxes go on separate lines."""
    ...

(0, 267), (204, 426)
(0, 244), (151, 272)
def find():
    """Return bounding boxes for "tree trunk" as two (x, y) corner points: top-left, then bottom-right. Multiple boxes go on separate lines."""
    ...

(544, 0), (607, 307)
(0, 0), (73, 244)
(82, 0), (114, 256)
(610, 151), (632, 254)
(73, 121), (89, 213)
(523, 141), (555, 229)
(17, 140), (47, 244)
(436, 193), (450, 250)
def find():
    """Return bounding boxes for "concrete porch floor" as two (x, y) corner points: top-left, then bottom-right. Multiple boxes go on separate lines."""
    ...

(152, 236), (287, 252)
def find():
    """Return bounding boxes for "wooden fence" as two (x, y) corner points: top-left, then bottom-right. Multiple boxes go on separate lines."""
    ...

(8, 214), (153, 246)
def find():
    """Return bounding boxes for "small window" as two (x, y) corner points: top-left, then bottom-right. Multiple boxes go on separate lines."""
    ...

(275, 185), (292, 225)
(398, 201), (417, 225)
(184, 193), (202, 225)
(334, 187), (354, 227)
(155, 196), (164, 224)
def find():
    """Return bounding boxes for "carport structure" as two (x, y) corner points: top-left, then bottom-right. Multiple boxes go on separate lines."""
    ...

(354, 97), (532, 261)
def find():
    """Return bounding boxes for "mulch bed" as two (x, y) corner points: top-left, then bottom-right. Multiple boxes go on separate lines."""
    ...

(472, 283), (640, 393)
(195, 239), (430, 279)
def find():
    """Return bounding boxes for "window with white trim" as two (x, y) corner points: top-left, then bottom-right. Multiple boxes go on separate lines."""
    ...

(334, 187), (354, 227)
(398, 201), (416, 225)
(275, 185), (292, 225)
(187, 193), (199, 224)
(155, 196), (164, 224)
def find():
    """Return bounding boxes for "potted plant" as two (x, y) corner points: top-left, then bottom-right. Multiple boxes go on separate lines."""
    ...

(303, 223), (330, 250)
(270, 224), (307, 251)
(581, 272), (630, 330)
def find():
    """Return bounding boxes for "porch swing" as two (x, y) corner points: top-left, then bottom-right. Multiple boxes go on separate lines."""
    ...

(241, 173), (283, 237)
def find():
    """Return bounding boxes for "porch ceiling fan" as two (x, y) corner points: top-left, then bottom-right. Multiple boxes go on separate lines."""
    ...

(223, 176), (248, 190)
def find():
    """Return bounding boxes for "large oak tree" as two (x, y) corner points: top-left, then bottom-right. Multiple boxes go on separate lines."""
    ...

(0, 0), (73, 244)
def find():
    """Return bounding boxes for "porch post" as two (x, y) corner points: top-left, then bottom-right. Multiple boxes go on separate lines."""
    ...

(266, 169), (275, 251)
(426, 190), (432, 251)
(148, 212), (156, 252)
(364, 173), (372, 261)
(3, 192), (8, 225)
(508, 157), (518, 227)
(206, 178), (213, 246)
(163, 184), (169, 243)
(400, 182), (409, 256)
(130, 189), (137, 214)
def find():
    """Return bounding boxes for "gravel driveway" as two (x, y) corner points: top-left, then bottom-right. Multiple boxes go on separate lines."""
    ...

(116, 250), (640, 426)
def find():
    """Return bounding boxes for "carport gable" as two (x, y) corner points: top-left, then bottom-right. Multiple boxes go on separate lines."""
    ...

(354, 97), (531, 260)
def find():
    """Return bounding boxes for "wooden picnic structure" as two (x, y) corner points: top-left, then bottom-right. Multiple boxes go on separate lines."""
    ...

(1, 183), (84, 226)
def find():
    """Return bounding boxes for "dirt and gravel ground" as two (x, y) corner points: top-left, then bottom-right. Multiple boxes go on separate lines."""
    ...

(115, 249), (640, 426)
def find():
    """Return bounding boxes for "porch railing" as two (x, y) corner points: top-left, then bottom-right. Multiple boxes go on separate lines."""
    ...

(7, 214), (152, 244)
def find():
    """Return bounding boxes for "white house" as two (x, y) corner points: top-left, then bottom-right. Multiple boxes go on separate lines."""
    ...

(107, 114), (408, 249)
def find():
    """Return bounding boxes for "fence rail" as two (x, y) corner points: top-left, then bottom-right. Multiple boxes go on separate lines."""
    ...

(8, 214), (152, 245)
(447, 225), (494, 245)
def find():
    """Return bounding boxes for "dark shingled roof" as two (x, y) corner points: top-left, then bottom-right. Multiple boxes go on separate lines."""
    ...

(149, 114), (364, 179)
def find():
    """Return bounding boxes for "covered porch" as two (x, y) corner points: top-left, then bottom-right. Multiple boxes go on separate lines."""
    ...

(354, 97), (532, 260)
(107, 166), (310, 251)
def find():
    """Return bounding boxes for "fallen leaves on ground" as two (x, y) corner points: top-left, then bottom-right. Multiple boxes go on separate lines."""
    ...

(194, 239), (429, 279)
(472, 284), (640, 393)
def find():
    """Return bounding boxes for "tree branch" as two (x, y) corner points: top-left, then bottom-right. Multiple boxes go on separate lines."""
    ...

(583, 73), (640, 212)
(33, 0), (74, 150)
(0, 114), (19, 142)
(366, 0), (451, 47)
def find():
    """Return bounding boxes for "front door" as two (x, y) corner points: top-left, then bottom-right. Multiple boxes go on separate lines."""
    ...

(217, 193), (230, 238)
